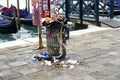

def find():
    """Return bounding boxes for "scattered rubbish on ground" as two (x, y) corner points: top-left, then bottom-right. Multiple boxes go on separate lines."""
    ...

(31, 51), (78, 69)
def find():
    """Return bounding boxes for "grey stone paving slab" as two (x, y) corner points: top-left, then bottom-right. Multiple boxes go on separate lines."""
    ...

(26, 71), (46, 79)
(83, 53), (110, 64)
(99, 75), (118, 80)
(73, 48), (89, 52)
(82, 64), (109, 73)
(79, 75), (96, 80)
(8, 61), (28, 67)
(13, 48), (31, 53)
(90, 69), (115, 79)
(0, 65), (10, 71)
(17, 50), (34, 55)
(114, 72), (120, 80)
(51, 74), (96, 80)
(4, 53), (20, 60)
(109, 59), (120, 66)
(84, 56), (101, 63)
(90, 42), (112, 50)
(0, 55), (7, 60)
(0, 69), (21, 80)
(18, 54), (32, 61)
(98, 53), (111, 58)
(103, 61), (120, 73)
(19, 68), (39, 75)
(12, 76), (34, 80)
(107, 52), (119, 56)
(50, 74), (78, 80)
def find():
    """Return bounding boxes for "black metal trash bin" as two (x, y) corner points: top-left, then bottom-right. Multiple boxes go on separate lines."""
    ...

(45, 20), (67, 59)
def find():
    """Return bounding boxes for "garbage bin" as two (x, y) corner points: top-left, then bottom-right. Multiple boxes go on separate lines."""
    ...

(45, 19), (66, 59)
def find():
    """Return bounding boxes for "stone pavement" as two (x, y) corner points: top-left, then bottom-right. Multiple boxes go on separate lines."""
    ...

(0, 28), (120, 80)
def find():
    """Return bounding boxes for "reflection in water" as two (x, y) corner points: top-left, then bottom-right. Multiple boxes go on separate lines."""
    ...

(0, 24), (38, 43)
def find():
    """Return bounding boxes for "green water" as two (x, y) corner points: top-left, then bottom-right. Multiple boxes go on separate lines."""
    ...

(0, 15), (120, 43)
(115, 15), (120, 20)
(0, 24), (38, 43)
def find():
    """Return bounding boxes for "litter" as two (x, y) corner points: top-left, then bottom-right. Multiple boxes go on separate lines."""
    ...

(44, 60), (52, 66)
(31, 52), (78, 69)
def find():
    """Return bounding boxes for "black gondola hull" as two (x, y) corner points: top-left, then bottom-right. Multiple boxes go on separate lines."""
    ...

(0, 18), (18, 33)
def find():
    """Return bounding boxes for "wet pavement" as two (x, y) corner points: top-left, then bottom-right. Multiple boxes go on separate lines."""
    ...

(0, 27), (120, 80)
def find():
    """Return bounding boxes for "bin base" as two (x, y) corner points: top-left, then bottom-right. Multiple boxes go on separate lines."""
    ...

(54, 44), (66, 59)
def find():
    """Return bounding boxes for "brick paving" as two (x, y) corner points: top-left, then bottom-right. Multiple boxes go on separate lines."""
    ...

(0, 28), (120, 80)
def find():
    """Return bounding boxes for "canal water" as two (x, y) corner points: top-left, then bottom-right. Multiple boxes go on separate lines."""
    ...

(0, 24), (38, 43)
(0, 0), (36, 43)
(0, 17), (120, 43)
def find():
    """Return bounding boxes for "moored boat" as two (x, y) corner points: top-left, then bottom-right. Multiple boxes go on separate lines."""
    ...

(0, 6), (33, 26)
(0, 17), (18, 33)
(20, 13), (32, 26)
(92, 0), (120, 15)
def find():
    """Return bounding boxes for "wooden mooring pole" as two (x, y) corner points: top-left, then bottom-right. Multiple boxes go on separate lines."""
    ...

(28, 0), (30, 13)
(7, 0), (9, 7)
(17, 0), (20, 30)
(38, 25), (44, 49)
(26, 0), (28, 11)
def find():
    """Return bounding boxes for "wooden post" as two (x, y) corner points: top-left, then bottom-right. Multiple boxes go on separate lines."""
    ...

(17, 0), (20, 29)
(110, 0), (114, 19)
(38, 25), (44, 49)
(103, 0), (106, 14)
(26, 0), (28, 11)
(28, 0), (30, 13)
(31, 0), (44, 49)
(7, 0), (9, 7)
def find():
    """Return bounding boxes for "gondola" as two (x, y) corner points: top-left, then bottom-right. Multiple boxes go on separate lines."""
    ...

(0, 6), (33, 26)
(0, 17), (18, 33)
(91, 0), (120, 15)
(0, 14), (33, 26)
(20, 13), (32, 26)
(106, 0), (120, 15)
